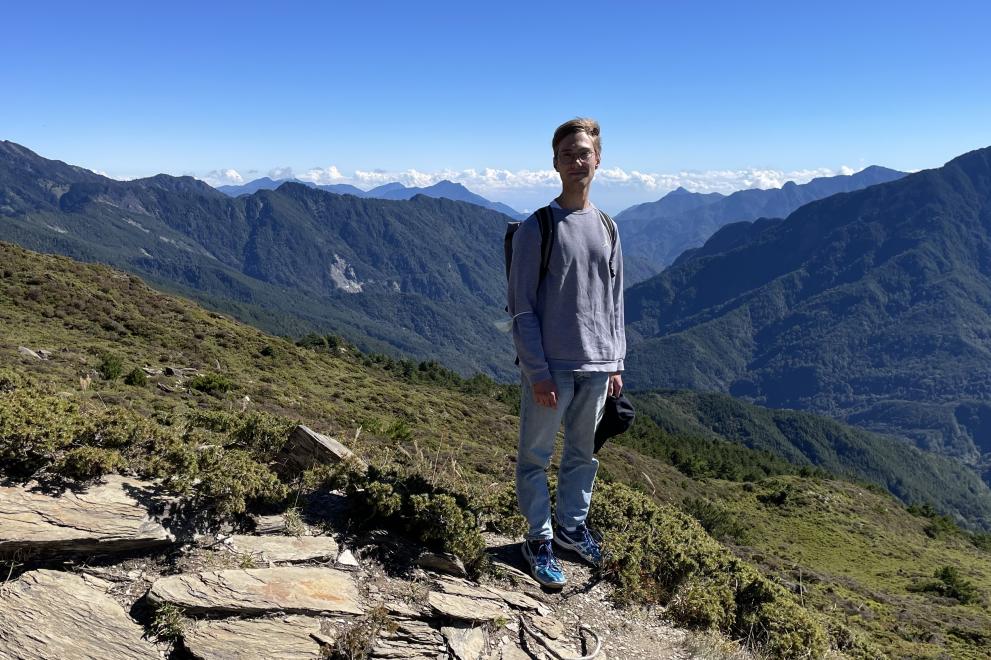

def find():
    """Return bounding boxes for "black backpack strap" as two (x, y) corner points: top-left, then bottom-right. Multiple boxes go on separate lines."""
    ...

(535, 205), (555, 285)
(598, 209), (616, 277)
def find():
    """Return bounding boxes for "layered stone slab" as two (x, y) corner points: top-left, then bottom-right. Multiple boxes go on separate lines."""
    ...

(223, 535), (339, 563)
(427, 591), (509, 622)
(274, 425), (367, 477)
(0, 569), (159, 659)
(442, 624), (487, 660)
(147, 567), (363, 616)
(371, 620), (445, 660)
(0, 475), (173, 557)
(183, 616), (329, 659)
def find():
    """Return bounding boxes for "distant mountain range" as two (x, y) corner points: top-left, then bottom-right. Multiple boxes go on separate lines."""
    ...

(0, 141), (515, 378)
(616, 166), (906, 283)
(624, 146), (991, 488)
(218, 177), (525, 219)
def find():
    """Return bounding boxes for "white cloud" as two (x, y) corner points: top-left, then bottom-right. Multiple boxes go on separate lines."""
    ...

(197, 163), (867, 211)
(201, 168), (244, 186)
(268, 166), (296, 180)
(296, 165), (348, 185)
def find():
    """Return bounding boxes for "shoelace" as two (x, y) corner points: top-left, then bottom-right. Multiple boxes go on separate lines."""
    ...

(576, 526), (602, 558)
(537, 543), (562, 571)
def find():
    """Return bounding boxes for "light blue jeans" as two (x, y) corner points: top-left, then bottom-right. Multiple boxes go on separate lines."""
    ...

(516, 370), (611, 540)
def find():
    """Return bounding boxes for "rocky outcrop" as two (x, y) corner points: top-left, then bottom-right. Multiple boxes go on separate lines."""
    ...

(147, 567), (364, 615)
(0, 569), (160, 659)
(371, 620), (446, 660)
(417, 551), (468, 578)
(221, 535), (339, 563)
(182, 616), (328, 659)
(0, 476), (173, 557)
(441, 624), (487, 660)
(428, 591), (509, 622)
(274, 425), (367, 477)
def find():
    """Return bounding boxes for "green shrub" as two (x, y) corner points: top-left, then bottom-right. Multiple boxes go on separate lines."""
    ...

(342, 466), (488, 575)
(482, 483), (527, 537)
(0, 368), (26, 393)
(0, 391), (88, 476)
(193, 448), (287, 516)
(589, 481), (827, 658)
(99, 353), (124, 380)
(409, 493), (486, 570)
(149, 603), (186, 642)
(923, 515), (958, 539)
(56, 446), (125, 480)
(188, 373), (234, 395)
(331, 605), (396, 660)
(189, 409), (294, 456)
(682, 497), (748, 543)
(667, 577), (736, 629)
(123, 368), (147, 387)
(914, 566), (981, 605)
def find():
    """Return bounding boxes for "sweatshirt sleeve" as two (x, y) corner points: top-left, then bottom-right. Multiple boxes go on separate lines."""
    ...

(613, 224), (626, 372)
(507, 217), (552, 384)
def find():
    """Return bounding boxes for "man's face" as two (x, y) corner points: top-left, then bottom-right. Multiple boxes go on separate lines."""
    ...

(554, 131), (600, 186)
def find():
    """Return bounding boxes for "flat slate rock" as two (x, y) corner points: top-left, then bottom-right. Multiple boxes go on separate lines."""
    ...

(183, 616), (329, 659)
(224, 535), (338, 563)
(275, 425), (367, 477)
(0, 475), (173, 557)
(434, 578), (502, 601)
(484, 586), (542, 611)
(417, 551), (468, 578)
(147, 566), (363, 615)
(0, 569), (159, 659)
(442, 624), (487, 660)
(428, 591), (509, 622)
(371, 620), (445, 660)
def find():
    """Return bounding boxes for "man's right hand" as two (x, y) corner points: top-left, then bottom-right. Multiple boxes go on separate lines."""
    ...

(532, 378), (558, 409)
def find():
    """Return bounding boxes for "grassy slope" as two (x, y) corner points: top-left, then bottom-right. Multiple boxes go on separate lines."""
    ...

(629, 390), (991, 531)
(704, 476), (991, 658)
(2, 241), (989, 658)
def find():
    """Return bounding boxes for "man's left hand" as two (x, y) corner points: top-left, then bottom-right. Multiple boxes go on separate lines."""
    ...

(608, 373), (623, 397)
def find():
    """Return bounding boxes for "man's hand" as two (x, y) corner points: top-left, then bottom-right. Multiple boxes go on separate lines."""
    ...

(532, 378), (558, 409)
(608, 373), (623, 397)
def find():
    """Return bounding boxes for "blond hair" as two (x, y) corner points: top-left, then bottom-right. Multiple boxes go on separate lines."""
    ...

(552, 118), (601, 160)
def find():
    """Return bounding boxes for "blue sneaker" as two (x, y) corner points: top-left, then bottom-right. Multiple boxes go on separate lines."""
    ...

(521, 540), (566, 588)
(554, 523), (603, 567)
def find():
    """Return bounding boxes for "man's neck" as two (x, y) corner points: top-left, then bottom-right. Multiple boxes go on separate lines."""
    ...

(555, 187), (592, 212)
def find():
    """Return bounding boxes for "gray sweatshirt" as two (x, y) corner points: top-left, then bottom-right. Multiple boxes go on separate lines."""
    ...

(508, 201), (626, 384)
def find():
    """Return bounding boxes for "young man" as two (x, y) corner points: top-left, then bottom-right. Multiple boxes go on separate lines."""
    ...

(507, 118), (625, 587)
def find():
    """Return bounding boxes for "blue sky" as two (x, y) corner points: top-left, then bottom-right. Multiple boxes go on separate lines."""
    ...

(3, 1), (989, 212)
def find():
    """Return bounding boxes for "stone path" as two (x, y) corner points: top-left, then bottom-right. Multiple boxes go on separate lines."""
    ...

(147, 566), (364, 615)
(182, 616), (328, 660)
(0, 569), (161, 660)
(0, 476), (173, 557)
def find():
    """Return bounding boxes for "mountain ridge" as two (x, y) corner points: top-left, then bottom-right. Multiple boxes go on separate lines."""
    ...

(0, 141), (517, 378)
(624, 146), (991, 485)
(616, 165), (907, 282)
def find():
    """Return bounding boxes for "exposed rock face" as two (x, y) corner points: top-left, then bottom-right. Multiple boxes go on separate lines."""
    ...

(183, 616), (328, 659)
(442, 624), (487, 660)
(147, 567), (364, 615)
(222, 535), (339, 563)
(0, 476), (173, 557)
(0, 569), (160, 659)
(428, 591), (509, 622)
(371, 620), (446, 660)
(274, 425), (368, 477)
(417, 551), (468, 578)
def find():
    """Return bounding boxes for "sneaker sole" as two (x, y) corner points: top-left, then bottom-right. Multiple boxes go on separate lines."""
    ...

(521, 543), (566, 588)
